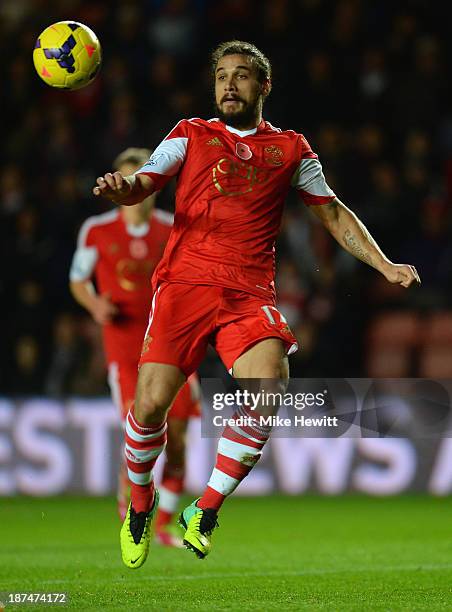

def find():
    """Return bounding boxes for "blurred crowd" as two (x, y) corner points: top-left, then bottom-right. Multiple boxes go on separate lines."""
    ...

(1, 0), (451, 395)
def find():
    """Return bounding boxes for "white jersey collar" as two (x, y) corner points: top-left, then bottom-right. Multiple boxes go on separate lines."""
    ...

(126, 222), (149, 237)
(225, 124), (258, 137)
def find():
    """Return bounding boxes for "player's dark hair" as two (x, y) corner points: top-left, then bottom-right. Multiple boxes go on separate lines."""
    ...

(113, 147), (151, 170)
(211, 40), (272, 89)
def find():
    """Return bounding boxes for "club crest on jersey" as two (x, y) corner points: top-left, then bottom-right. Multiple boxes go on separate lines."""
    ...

(129, 238), (148, 259)
(236, 142), (252, 160)
(264, 145), (284, 166)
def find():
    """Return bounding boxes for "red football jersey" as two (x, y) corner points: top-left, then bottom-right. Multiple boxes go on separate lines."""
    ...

(137, 118), (335, 299)
(70, 208), (173, 362)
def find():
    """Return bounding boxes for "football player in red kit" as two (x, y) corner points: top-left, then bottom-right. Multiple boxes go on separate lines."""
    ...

(71, 148), (200, 547)
(94, 42), (420, 568)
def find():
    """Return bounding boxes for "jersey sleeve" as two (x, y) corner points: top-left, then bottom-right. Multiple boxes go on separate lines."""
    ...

(69, 220), (99, 282)
(291, 135), (336, 206)
(135, 119), (190, 191)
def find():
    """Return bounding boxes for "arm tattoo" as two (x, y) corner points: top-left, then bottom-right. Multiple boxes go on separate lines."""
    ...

(343, 229), (373, 265)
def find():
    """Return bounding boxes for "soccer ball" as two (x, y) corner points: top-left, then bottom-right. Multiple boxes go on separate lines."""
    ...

(33, 21), (101, 90)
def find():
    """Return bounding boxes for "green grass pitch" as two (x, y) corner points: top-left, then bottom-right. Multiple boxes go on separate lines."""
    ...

(0, 495), (451, 611)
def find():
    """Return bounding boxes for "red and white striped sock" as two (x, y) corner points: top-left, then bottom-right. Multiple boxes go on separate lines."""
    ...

(198, 406), (271, 511)
(156, 463), (184, 530)
(124, 409), (167, 513)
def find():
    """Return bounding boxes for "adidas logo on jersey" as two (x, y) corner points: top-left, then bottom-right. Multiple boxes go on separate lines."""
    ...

(206, 137), (223, 146)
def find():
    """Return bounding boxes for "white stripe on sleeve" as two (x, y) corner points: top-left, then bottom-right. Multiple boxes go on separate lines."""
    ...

(69, 246), (98, 281)
(291, 157), (335, 198)
(136, 137), (188, 178)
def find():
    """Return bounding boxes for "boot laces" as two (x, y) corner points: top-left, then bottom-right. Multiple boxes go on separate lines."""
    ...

(129, 506), (149, 544)
(198, 508), (219, 536)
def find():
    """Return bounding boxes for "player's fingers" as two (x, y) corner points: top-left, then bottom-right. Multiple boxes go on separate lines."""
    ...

(98, 308), (112, 322)
(397, 269), (409, 288)
(400, 270), (415, 288)
(400, 266), (420, 288)
(93, 313), (105, 325)
(104, 301), (117, 313)
(94, 177), (112, 196)
(103, 173), (117, 190)
(410, 265), (421, 284)
(99, 294), (118, 316)
(113, 172), (123, 190)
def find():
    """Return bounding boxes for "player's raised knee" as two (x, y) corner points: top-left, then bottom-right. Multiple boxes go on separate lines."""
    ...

(135, 363), (185, 423)
(135, 391), (170, 422)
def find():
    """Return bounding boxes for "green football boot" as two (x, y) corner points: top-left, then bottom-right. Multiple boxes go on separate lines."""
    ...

(178, 498), (219, 559)
(120, 490), (159, 569)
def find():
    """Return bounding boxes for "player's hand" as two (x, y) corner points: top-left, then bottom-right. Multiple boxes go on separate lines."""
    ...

(383, 263), (421, 288)
(90, 293), (119, 325)
(93, 172), (132, 202)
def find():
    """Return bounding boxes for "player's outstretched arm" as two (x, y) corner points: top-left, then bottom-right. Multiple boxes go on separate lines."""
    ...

(310, 198), (421, 288)
(92, 172), (155, 206)
(70, 280), (119, 325)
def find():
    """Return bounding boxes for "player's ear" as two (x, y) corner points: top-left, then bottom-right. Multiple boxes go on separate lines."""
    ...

(261, 78), (272, 98)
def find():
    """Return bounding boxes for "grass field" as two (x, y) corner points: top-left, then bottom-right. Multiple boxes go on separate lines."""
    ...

(0, 495), (451, 611)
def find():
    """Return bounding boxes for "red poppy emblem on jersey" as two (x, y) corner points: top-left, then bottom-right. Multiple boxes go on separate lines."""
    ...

(236, 142), (252, 160)
(129, 239), (148, 259)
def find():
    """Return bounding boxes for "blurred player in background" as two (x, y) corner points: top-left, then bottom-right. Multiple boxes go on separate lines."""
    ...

(94, 42), (420, 568)
(70, 148), (200, 547)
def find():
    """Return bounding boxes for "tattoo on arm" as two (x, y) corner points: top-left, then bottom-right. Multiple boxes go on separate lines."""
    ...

(343, 229), (373, 266)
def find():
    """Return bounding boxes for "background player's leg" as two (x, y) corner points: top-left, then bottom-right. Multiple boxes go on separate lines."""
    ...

(155, 417), (186, 546)
(125, 362), (185, 513)
(198, 338), (288, 512)
(156, 374), (201, 544)
(107, 361), (136, 521)
(117, 461), (130, 521)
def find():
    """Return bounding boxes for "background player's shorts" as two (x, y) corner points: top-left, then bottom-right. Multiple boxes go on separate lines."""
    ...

(139, 282), (298, 376)
(108, 361), (200, 421)
(108, 361), (137, 419)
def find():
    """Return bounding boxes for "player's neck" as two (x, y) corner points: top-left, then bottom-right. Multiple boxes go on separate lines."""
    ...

(225, 113), (262, 132)
(226, 122), (259, 132)
(120, 202), (152, 226)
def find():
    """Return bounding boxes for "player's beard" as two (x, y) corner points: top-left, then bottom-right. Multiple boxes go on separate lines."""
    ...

(216, 93), (262, 129)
